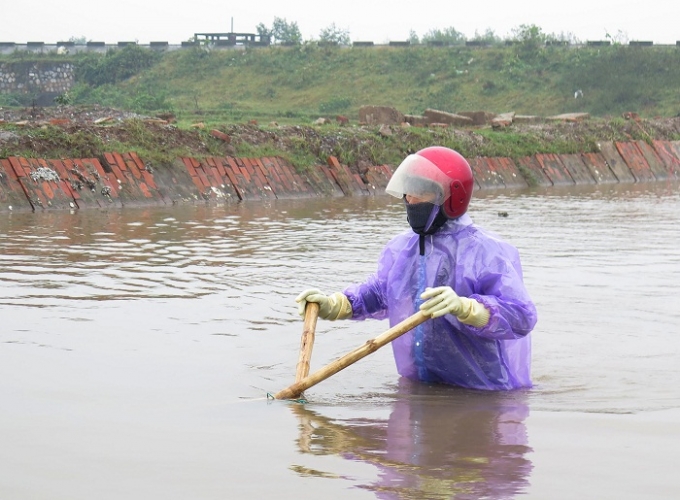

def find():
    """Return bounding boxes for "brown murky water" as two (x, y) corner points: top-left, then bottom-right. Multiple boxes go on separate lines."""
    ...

(1, 183), (679, 499)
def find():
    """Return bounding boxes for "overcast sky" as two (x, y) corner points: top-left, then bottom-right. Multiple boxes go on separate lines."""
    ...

(2, 0), (679, 45)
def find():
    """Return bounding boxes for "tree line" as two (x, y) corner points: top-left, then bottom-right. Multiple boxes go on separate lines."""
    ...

(254, 18), (625, 46)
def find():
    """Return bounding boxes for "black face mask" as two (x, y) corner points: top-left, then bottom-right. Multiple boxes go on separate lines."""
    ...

(405, 201), (448, 235)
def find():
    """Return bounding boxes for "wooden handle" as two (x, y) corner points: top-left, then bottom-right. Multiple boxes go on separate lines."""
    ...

(274, 311), (429, 400)
(294, 302), (319, 386)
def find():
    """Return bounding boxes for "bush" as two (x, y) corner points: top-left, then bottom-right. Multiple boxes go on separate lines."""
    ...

(319, 97), (351, 113)
(53, 92), (72, 105)
(74, 45), (161, 86)
(131, 92), (172, 112)
(67, 82), (131, 108)
(0, 92), (24, 106)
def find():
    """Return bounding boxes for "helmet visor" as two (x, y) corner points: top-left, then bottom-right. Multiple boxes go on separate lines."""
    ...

(385, 154), (451, 205)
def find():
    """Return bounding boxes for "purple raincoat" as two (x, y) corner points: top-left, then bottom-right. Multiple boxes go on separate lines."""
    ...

(344, 214), (537, 390)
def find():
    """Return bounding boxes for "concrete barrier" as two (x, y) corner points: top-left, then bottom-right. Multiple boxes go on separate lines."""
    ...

(558, 154), (597, 184)
(597, 142), (635, 183)
(536, 153), (576, 185)
(579, 153), (617, 183)
(616, 141), (656, 182)
(514, 156), (553, 186)
(652, 140), (680, 177)
(1, 141), (679, 212)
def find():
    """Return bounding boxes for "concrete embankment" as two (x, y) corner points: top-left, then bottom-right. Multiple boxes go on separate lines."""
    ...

(1, 140), (679, 212)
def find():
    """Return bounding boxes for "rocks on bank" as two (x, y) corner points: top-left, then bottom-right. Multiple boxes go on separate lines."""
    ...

(357, 105), (591, 128)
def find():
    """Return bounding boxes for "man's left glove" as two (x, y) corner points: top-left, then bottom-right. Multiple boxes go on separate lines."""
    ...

(419, 286), (490, 327)
(295, 288), (353, 321)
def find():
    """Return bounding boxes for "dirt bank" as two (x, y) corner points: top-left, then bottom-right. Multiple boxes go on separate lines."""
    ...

(2, 105), (679, 171)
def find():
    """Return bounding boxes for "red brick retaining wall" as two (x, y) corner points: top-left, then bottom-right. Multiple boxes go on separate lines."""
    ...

(1, 140), (678, 212)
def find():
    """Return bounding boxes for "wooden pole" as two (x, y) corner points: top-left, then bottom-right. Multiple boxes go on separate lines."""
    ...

(290, 303), (319, 398)
(274, 310), (429, 400)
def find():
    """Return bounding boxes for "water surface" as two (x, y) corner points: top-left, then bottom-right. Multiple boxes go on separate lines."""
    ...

(1, 183), (679, 499)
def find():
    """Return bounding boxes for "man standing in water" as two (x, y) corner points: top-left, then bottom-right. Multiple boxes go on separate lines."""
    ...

(296, 146), (537, 390)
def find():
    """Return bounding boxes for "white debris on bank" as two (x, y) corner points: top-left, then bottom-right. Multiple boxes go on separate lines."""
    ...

(29, 167), (60, 183)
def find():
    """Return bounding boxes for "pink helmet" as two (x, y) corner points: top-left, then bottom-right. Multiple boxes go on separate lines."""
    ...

(386, 146), (474, 218)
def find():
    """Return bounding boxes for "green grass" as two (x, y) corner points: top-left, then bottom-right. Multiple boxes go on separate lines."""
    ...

(3, 43), (680, 123)
(2, 43), (680, 172)
(145, 44), (679, 123)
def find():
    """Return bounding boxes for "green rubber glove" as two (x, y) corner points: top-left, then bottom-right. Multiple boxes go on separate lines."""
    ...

(295, 288), (353, 321)
(419, 286), (490, 327)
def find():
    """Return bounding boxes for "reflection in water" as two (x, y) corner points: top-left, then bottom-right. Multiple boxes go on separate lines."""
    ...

(292, 379), (532, 499)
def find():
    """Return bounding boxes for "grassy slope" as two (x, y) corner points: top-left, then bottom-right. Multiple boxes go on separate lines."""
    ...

(4, 42), (680, 121)
(116, 43), (680, 124)
(1, 44), (680, 170)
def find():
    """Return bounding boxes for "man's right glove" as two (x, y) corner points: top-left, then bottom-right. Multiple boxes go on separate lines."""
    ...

(295, 288), (353, 320)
